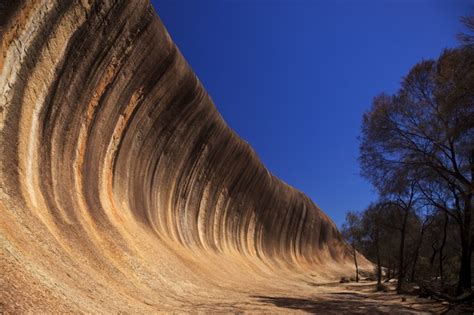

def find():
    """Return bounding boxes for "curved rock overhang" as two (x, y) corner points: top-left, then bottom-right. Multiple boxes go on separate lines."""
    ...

(0, 0), (358, 312)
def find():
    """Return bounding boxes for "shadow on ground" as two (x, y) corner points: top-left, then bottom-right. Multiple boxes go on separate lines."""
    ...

(252, 294), (434, 314)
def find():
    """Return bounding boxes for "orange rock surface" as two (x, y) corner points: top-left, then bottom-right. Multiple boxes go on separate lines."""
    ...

(0, 1), (367, 312)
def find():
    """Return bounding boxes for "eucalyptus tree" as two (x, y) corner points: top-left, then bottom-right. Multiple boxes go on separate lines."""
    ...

(359, 47), (474, 293)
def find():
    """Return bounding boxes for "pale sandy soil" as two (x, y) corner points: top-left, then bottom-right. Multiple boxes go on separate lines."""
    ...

(237, 281), (449, 314)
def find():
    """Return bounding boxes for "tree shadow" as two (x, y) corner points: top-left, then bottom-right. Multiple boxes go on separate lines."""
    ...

(330, 292), (370, 298)
(305, 281), (377, 292)
(304, 281), (339, 287)
(251, 295), (433, 314)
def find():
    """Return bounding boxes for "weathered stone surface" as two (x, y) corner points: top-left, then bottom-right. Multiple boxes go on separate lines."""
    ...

(0, 0), (365, 312)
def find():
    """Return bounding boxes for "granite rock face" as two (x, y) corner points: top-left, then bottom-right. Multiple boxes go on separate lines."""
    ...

(0, 0), (361, 312)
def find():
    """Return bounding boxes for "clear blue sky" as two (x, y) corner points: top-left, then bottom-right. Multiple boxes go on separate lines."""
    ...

(151, 0), (471, 227)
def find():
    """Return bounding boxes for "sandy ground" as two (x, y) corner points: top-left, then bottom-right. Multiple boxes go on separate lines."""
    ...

(239, 280), (449, 314)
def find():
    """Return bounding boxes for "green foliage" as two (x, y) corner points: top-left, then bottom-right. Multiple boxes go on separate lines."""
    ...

(341, 211), (363, 248)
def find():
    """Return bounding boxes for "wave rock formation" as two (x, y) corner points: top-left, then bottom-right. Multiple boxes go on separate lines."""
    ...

(1, 0), (361, 312)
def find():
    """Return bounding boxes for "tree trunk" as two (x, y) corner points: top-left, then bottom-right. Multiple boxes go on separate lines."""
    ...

(386, 264), (391, 280)
(397, 208), (409, 293)
(457, 194), (472, 294)
(429, 242), (437, 267)
(456, 150), (474, 293)
(375, 234), (382, 285)
(410, 225), (425, 282)
(439, 211), (448, 284)
(353, 245), (359, 283)
(457, 237), (472, 294)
